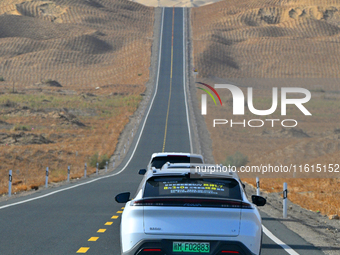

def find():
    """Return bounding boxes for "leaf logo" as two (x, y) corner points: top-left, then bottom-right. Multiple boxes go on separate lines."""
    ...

(196, 82), (222, 115)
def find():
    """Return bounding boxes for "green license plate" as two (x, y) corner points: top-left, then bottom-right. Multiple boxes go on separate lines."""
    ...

(173, 242), (210, 253)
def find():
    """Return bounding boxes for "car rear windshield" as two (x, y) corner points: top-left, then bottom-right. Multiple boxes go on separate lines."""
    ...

(151, 156), (203, 169)
(144, 176), (242, 200)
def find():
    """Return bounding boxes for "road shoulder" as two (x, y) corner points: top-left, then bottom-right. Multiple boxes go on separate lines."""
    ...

(245, 183), (340, 255)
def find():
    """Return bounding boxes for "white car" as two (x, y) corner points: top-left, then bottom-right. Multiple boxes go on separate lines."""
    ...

(116, 163), (266, 255)
(138, 152), (204, 175)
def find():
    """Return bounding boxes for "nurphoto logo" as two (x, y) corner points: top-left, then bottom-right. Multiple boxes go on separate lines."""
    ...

(197, 83), (312, 128)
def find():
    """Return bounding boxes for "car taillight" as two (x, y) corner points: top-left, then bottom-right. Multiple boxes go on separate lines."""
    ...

(142, 248), (161, 251)
(220, 251), (240, 254)
(241, 202), (253, 209)
(137, 248), (164, 255)
(131, 198), (252, 208)
(131, 199), (164, 206)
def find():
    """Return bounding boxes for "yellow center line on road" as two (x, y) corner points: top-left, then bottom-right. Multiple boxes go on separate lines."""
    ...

(76, 247), (90, 253)
(88, 237), (99, 241)
(77, 212), (119, 252)
(162, 6), (175, 153)
(76, 8), (172, 254)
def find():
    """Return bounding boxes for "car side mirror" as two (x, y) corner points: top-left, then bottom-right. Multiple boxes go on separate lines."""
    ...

(251, 195), (266, 206)
(139, 169), (146, 175)
(115, 192), (130, 203)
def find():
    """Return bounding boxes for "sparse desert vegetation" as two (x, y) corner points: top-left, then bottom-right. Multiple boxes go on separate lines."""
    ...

(192, 0), (340, 216)
(0, 0), (154, 195)
(0, 93), (142, 194)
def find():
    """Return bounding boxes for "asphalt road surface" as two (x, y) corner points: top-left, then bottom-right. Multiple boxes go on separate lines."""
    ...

(0, 7), (324, 255)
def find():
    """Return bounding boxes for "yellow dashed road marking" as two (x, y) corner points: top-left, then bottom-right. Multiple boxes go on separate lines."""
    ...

(105, 222), (113, 226)
(111, 215), (119, 219)
(88, 237), (99, 241)
(117, 211), (123, 213)
(121, 207), (125, 209)
(77, 247), (89, 253)
(97, 229), (106, 233)
(162, 6), (175, 153)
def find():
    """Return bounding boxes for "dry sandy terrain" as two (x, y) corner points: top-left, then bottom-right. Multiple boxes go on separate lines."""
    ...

(0, 0), (154, 194)
(132, 0), (220, 7)
(0, 0), (153, 95)
(192, 0), (340, 216)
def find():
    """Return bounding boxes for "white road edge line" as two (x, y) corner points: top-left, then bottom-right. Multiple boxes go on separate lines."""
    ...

(262, 225), (300, 255)
(0, 8), (166, 211)
(182, 7), (193, 154)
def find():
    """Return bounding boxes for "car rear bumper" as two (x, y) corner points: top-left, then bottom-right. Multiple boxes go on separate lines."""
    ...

(122, 239), (257, 255)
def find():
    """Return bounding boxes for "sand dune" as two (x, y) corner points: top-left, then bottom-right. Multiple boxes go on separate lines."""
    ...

(132, 0), (220, 7)
(192, 0), (340, 79)
(0, 15), (88, 39)
(0, 0), (154, 94)
(192, 0), (340, 215)
(0, 0), (155, 194)
(192, 0), (340, 165)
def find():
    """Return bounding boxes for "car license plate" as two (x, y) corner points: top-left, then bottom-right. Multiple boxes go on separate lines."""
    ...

(173, 242), (210, 253)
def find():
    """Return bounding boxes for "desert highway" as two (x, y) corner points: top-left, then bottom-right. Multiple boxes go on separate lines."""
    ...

(0, 7), (324, 255)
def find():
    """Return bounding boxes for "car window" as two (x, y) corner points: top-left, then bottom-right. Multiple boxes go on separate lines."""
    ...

(144, 176), (242, 200)
(151, 156), (203, 168)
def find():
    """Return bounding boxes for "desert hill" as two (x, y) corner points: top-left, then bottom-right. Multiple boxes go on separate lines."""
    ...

(192, 0), (340, 215)
(0, 0), (154, 95)
(192, 0), (340, 79)
(0, 0), (154, 194)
